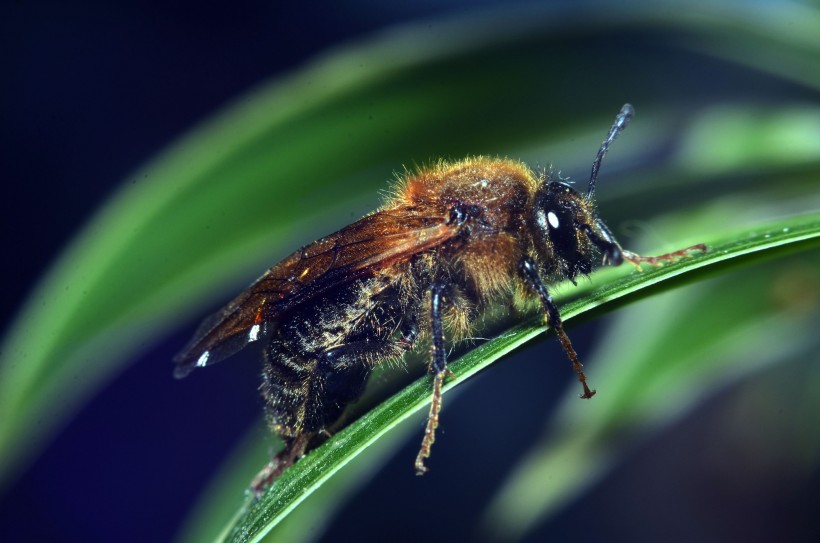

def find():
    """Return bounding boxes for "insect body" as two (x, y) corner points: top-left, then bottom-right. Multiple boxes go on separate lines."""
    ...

(174, 104), (706, 493)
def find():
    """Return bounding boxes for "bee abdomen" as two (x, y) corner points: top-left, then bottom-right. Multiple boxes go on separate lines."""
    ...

(262, 338), (373, 436)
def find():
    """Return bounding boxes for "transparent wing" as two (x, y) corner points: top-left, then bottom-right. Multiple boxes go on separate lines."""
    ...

(173, 208), (456, 377)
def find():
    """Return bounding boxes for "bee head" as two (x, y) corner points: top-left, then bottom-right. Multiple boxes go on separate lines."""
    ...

(533, 181), (596, 281)
(531, 104), (635, 281)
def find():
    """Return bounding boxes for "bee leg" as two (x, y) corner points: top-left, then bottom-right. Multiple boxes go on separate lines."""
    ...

(415, 281), (450, 475)
(519, 256), (596, 399)
(251, 432), (312, 498)
(582, 222), (625, 266)
(255, 336), (414, 496)
(584, 222), (707, 270)
(620, 244), (708, 269)
(397, 312), (419, 351)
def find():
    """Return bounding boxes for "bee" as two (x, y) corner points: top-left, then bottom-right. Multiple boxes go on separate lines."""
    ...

(174, 104), (706, 493)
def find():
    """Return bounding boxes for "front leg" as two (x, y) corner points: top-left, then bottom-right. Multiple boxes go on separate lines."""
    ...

(584, 221), (707, 270)
(414, 281), (453, 475)
(519, 256), (596, 399)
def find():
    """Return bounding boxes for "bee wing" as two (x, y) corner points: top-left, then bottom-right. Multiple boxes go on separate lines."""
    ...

(173, 207), (455, 378)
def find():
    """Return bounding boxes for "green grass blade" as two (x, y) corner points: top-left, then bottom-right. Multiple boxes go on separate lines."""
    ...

(482, 247), (819, 541)
(218, 212), (819, 542)
(174, 416), (413, 543)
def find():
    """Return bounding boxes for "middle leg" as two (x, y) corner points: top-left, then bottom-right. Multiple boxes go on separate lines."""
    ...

(414, 280), (453, 475)
(519, 255), (596, 399)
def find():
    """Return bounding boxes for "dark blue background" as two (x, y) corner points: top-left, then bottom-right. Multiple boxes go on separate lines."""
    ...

(2, 1), (818, 542)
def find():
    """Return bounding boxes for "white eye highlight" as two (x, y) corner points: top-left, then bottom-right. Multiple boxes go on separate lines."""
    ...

(547, 211), (560, 229)
(196, 351), (210, 368)
(249, 323), (261, 342)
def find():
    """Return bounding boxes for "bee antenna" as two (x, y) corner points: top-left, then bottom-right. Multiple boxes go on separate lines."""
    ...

(586, 103), (634, 200)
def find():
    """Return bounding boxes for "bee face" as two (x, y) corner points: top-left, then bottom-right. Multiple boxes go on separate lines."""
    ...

(533, 181), (595, 280)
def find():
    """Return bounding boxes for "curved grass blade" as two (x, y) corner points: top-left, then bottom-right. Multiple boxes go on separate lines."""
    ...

(174, 99), (820, 539)
(218, 212), (819, 542)
(482, 247), (820, 541)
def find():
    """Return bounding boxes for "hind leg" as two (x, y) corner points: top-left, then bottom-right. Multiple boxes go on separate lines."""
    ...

(250, 432), (313, 497)
(252, 337), (409, 495)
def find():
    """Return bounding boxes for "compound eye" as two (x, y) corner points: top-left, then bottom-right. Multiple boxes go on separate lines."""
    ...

(543, 207), (577, 253)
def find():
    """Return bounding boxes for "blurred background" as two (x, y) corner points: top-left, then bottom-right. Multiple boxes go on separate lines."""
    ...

(1, 1), (818, 542)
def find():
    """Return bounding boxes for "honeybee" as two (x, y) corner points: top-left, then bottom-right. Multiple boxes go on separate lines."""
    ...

(174, 104), (705, 493)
